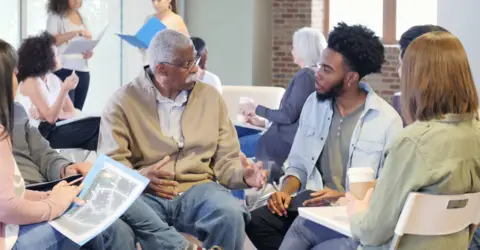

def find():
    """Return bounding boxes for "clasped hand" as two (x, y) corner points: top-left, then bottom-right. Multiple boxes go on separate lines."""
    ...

(141, 156), (179, 200)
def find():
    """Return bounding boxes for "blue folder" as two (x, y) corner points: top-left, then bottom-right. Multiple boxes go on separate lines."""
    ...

(235, 124), (263, 137)
(117, 17), (167, 49)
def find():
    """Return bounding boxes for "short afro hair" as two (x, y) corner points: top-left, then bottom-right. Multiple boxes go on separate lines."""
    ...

(327, 22), (384, 79)
(17, 31), (57, 82)
(399, 25), (449, 59)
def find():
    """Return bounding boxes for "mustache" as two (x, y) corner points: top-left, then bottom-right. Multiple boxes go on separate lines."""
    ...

(185, 73), (198, 83)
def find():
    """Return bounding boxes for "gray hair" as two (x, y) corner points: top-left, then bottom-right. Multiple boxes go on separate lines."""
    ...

(148, 29), (194, 70)
(292, 27), (327, 66)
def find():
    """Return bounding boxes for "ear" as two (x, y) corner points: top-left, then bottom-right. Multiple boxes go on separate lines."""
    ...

(155, 64), (168, 76)
(345, 72), (360, 87)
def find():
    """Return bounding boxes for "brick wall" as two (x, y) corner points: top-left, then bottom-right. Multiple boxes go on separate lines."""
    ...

(270, 0), (401, 103)
(271, 0), (325, 87)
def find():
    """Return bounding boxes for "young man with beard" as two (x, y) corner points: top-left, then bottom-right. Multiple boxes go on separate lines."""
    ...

(246, 22), (403, 250)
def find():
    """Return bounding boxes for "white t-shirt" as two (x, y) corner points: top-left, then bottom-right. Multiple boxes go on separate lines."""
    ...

(47, 13), (89, 72)
(201, 71), (222, 94)
(4, 161), (26, 250)
(15, 73), (63, 127)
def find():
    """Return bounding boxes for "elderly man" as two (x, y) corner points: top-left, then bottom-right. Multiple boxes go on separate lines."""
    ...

(98, 29), (265, 250)
(11, 102), (196, 250)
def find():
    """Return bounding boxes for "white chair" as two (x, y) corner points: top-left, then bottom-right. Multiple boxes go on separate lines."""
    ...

(391, 192), (480, 250)
(222, 86), (285, 121)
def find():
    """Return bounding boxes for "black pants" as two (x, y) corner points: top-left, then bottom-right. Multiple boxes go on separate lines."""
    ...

(54, 68), (90, 110)
(38, 117), (100, 151)
(246, 205), (298, 250)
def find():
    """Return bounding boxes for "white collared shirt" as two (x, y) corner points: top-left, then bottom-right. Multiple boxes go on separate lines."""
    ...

(155, 89), (188, 148)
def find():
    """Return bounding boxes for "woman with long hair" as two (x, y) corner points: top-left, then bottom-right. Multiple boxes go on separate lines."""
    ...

(280, 31), (480, 250)
(47, 0), (93, 110)
(0, 38), (103, 250)
(16, 32), (99, 151)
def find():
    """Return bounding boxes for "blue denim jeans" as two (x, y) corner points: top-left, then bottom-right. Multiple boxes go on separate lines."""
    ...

(280, 217), (359, 250)
(470, 227), (480, 249)
(141, 182), (251, 250)
(11, 219), (132, 250)
(120, 196), (189, 250)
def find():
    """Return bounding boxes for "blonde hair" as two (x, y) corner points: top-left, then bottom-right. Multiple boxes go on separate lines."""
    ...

(401, 31), (479, 124)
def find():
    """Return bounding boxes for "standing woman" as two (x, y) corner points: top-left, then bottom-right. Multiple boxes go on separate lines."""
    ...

(47, 0), (92, 111)
(141, 0), (189, 66)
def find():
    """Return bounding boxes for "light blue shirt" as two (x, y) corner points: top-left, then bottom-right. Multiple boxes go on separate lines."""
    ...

(283, 83), (403, 192)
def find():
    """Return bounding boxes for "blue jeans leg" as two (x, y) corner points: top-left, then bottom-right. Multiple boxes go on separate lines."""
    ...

(12, 222), (80, 250)
(239, 133), (261, 158)
(172, 182), (251, 250)
(279, 217), (358, 250)
(101, 219), (135, 250)
(139, 194), (190, 250)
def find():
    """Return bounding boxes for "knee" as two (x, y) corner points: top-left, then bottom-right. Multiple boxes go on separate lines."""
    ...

(213, 203), (249, 227)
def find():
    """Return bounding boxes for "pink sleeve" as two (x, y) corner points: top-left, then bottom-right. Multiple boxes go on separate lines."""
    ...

(24, 190), (49, 201)
(0, 137), (65, 225)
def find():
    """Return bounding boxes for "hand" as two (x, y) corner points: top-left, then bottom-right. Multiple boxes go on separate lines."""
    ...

(267, 191), (292, 217)
(49, 180), (84, 211)
(346, 188), (374, 218)
(140, 156), (179, 200)
(29, 107), (43, 120)
(78, 30), (92, 39)
(241, 153), (267, 190)
(64, 162), (92, 177)
(245, 114), (266, 128)
(82, 51), (93, 59)
(303, 188), (345, 207)
(239, 101), (257, 116)
(62, 71), (79, 91)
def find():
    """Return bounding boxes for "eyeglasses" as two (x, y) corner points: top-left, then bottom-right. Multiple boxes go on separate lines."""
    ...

(160, 55), (201, 71)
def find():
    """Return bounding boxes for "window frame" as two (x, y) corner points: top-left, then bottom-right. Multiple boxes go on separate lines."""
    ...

(323, 0), (400, 44)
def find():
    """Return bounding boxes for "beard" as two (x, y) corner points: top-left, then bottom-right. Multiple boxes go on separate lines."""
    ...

(316, 79), (345, 101)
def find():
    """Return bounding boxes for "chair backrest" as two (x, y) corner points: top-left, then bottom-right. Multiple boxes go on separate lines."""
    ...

(394, 192), (480, 237)
(222, 86), (285, 121)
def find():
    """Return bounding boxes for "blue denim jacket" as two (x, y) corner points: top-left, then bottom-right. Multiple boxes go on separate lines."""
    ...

(283, 83), (403, 191)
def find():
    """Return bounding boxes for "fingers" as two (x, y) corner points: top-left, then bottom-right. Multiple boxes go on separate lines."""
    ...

(56, 180), (68, 187)
(267, 197), (283, 216)
(363, 188), (374, 201)
(152, 169), (175, 179)
(73, 197), (85, 206)
(152, 156), (170, 170)
(283, 195), (292, 210)
(149, 177), (178, 187)
(148, 184), (177, 200)
(310, 189), (329, 197)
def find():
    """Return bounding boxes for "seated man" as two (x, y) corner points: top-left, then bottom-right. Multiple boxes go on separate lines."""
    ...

(246, 22), (403, 250)
(11, 102), (204, 250)
(98, 29), (265, 250)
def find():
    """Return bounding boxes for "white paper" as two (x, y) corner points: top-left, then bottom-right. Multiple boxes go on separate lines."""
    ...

(298, 206), (352, 237)
(63, 39), (99, 54)
(63, 24), (108, 55)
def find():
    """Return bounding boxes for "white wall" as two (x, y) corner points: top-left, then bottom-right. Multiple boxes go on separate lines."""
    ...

(121, 0), (153, 86)
(185, 0), (272, 86)
(438, 0), (480, 98)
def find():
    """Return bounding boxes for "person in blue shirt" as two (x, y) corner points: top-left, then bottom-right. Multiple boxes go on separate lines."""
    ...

(246, 22), (403, 250)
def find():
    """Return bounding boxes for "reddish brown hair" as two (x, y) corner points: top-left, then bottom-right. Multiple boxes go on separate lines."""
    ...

(401, 31), (479, 124)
